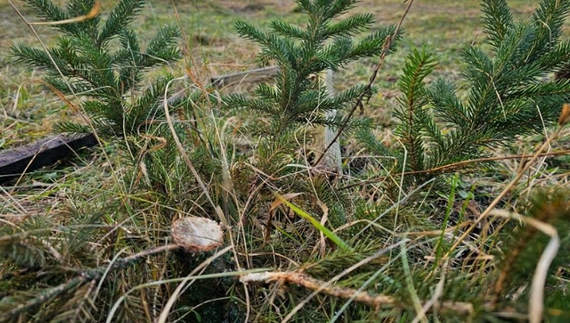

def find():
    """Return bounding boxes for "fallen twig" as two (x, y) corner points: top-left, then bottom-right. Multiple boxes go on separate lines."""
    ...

(240, 270), (477, 316)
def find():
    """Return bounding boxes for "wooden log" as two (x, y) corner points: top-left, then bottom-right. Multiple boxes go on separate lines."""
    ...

(0, 133), (98, 184)
(210, 66), (279, 88)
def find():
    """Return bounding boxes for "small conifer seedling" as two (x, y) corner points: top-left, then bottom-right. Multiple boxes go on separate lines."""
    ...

(12, 0), (182, 138)
(358, 0), (570, 187)
(223, 0), (399, 140)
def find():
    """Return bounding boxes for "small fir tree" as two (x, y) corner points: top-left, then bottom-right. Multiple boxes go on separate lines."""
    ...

(223, 0), (398, 137)
(358, 0), (570, 186)
(12, 0), (182, 138)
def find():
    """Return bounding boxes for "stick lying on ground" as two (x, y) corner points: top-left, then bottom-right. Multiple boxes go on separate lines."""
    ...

(210, 66), (280, 88)
(0, 133), (97, 184)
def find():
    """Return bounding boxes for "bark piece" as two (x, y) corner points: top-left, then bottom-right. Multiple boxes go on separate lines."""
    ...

(0, 133), (97, 184)
(211, 66), (279, 88)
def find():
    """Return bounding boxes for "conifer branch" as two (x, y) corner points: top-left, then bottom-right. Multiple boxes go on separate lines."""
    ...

(29, 0), (100, 27)
(481, 0), (514, 48)
(394, 47), (437, 174)
(0, 276), (88, 320)
(98, 0), (144, 45)
(0, 244), (182, 321)
(489, 205), (567, 323)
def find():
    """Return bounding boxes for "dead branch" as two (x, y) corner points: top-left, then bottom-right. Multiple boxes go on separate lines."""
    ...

(240, 271), (476, 315)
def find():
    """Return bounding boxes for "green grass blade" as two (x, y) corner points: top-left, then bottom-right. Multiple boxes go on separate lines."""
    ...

(276, 195), (353, 251)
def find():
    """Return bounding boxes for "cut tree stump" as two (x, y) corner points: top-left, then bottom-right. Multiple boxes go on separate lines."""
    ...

(0, 133), (98, 184)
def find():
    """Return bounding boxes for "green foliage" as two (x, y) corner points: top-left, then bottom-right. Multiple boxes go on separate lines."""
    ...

(359, 0), (570, 185)
(12, 0), (181, 138)
(224, 0), (398, 136)
(11, 0), (201, 211)
(493, 189), (570, 308)
(217, 0), (401, 235)
(6, 0), (570, 322)
(393, 46), (438, 179)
